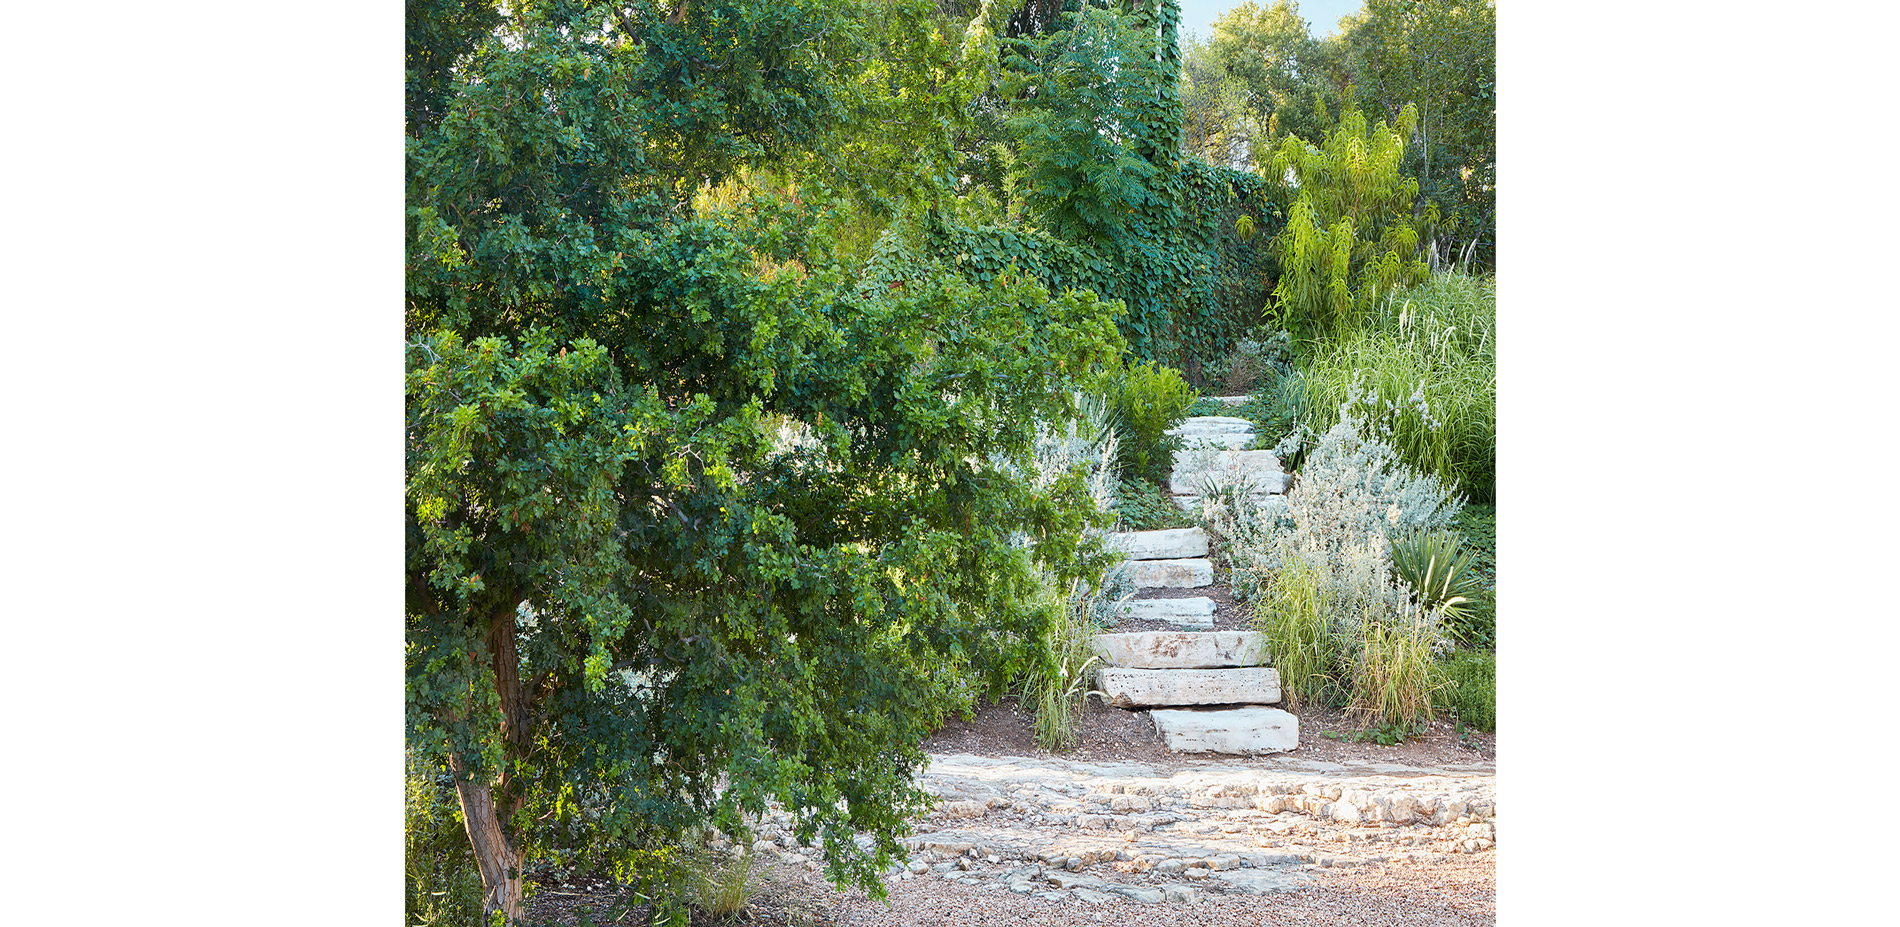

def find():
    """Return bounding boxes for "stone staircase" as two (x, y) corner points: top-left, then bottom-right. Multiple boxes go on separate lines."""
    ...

(1165, 413), (1290, 518)
(1095, 409), (1299, 755)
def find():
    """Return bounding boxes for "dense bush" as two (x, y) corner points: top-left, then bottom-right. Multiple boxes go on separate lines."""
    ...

(1268, 104), (1431, 339)
(1104, 360), (1197, 485)
(1115, 477), (1193, 531)
(1436, 649), (1496, 733)
(1216, 329), (1293, 397)
(1298, 273), (1496, 502)
(1443, 503), (1497, 648)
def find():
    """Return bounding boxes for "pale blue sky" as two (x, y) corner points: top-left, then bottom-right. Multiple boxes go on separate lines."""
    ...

(1178, 0), (1365, 40)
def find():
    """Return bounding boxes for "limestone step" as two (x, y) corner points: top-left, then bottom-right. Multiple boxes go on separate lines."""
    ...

(1206, 395), (1251, 406)
(1175, 432), (1253, 450)
(1095, 667), (1282, 708)
(1165, 416), (1256, 436)
(1168, 449), (1288, 496)
(1150, 706), (1299, 755)
(1106, 527), (1208, 561)
(1117, 597), (1217, 627)
(1127, 558), (1213, 589)
(1090, 631), (1267, 669)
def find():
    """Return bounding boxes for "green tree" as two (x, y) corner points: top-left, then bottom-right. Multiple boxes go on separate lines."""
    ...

(405, 1), (1125, 921)
(1338, 0), (1496, 267)
(1268, 103), (1430, 337)
(1207, 0), (1344, 159)
(1179, 32), (1261, 168)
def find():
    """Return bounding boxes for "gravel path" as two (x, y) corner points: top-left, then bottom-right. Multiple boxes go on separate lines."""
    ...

(742, 750), (1495, 926)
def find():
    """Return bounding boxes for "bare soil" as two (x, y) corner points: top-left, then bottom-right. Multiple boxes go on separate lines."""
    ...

(923, 694), (1494, 772)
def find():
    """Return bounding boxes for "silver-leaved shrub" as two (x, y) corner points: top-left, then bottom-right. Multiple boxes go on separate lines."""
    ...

(1209, 396), (1463, 718)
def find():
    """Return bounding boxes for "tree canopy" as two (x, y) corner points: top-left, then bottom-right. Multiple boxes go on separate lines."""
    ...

(406, 0), (1125, 920)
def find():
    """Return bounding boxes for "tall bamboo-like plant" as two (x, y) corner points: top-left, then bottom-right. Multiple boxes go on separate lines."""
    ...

(1269, 103), (1431, 338)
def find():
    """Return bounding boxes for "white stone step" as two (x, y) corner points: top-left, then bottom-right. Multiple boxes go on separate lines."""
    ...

(1095, 667), (1282, 707)
(1091, 631), (1267, 669)
(1106, 527), (1208, 560)
(1117, 597), (1217, 627)
(1127, 558), (1213, 589)
(1169, 450), (1288, 496)
(1176, 432), (1253, 450)
(1166, 416), (1256, 436)
(1206, 395), (1251, 406)
(1150, 706), (1299, 755)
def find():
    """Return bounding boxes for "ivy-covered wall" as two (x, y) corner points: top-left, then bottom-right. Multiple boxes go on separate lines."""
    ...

(865, 0), (1284, 387)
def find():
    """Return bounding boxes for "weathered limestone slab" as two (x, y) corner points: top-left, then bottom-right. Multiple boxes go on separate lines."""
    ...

(1207, 395), (1251, 406)
(1096, 667), (1281, 707)
(1091, 631), (1267, 669)
(1151, 706), (1299, 755)
(1106, 527), (1208, 561)
(1165, 416), (1256, 436)
(1120, 597), (1217, 627)
(1175, 432), (1253, 450)
(1127, 558), (1213, 589)
(1169, 450), (1288, 496)
(1210, 867), (1311, 894)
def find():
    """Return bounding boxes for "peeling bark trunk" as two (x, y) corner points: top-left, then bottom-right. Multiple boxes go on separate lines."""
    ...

(449, 604), (533, 923)
(449, 752), (525, 923)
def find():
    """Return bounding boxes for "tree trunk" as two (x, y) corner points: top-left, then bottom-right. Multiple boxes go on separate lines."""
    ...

(449, 752), (526, 923)
(447, 604), (533, 923)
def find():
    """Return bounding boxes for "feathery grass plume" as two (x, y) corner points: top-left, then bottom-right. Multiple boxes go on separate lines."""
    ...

(1299, 272), (1496, 502)
(1022, 572), (1107, 752)
(1348, 614), (1443, 731)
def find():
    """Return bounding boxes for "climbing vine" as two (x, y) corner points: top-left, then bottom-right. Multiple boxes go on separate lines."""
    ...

(867, 0), (1283, 386)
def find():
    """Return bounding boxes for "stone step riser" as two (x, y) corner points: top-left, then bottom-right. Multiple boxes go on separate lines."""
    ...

(1116, 597), (1217, 628)
(1165, 415), (1257, 436)
(1127, 559), (1213, 589)
(1091, 631), (1267, 669)
(1175, 433), (1253, 450)
(1105, 527), (1208, 561)
(1096, 667), (1282, 708)
(1150, 706), (1299, 755)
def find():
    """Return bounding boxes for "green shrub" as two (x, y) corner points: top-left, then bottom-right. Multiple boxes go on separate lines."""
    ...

(406, 754), (487, 927)
(1299, 273), (1496, 502)
(1115, 477), (1192, 531)
(1443, 503), (1496, 648)
(1436, 649), (1496, 733)
(1217, 330), (1294, 397)
(1269, 104), (1431, 339)
(1104, 360), (1197, 484)
(1184, 396), (1229, 417)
